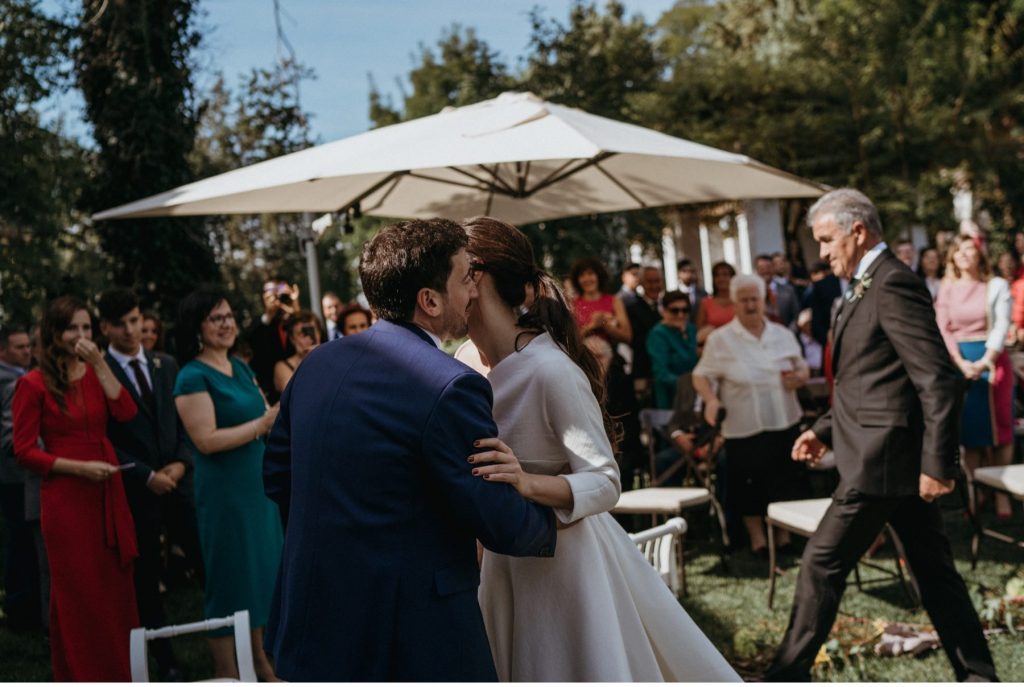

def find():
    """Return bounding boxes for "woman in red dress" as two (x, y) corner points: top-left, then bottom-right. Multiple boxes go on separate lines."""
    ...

(12, 296), (139, 681)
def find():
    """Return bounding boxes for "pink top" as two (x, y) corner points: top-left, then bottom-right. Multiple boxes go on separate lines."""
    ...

(573, 294), (616, 340)
(935, 280), (988, 357)
(701, 297), (735, 329)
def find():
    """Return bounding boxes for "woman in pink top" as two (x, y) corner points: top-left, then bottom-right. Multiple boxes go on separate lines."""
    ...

(569, 256), (632, 345)
(935, 236), (1014, 518)
(696, 261), (736, 345)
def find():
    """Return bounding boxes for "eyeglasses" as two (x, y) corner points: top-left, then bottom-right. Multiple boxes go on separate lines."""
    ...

(299, 325), (317, 338)
(206, 313), (235, 326)
(666, 306), (690, 315)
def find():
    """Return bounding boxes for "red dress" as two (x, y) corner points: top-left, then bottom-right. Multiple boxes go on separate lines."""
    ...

(573, 294), (616, 341)
(12, 366), (139, 681)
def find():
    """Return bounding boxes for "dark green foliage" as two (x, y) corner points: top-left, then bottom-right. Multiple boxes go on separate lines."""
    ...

(0, 0), (107, 326)
(190, 58), (316, 327)
(75, 0), (218, 321)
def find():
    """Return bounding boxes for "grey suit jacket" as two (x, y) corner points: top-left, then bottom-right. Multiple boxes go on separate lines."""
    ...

(0, 364), (25, 485)
(811, 250), (961, 496)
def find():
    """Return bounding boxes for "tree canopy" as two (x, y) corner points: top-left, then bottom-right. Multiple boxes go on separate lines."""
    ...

(3, 0), (1022, 327)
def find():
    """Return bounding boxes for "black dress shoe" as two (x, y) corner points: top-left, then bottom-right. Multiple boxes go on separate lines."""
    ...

(159, 666), (185, 682)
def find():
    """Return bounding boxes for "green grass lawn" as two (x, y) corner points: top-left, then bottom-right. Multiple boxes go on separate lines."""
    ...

(1, 497), (1021, 681)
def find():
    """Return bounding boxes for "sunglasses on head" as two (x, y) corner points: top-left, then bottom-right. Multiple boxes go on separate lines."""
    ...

(667, 306), (690, 315)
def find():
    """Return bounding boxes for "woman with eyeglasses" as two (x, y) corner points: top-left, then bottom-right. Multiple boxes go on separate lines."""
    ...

(172, 288), (283, 680)
(645, 290), (698, 409)
(273, 310), (323, 394)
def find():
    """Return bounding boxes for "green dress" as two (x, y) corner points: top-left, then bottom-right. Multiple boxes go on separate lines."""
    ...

(173, 357), (283, 631)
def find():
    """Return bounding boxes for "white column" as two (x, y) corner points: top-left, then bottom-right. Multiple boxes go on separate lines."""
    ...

(661, 229), (679, 291)
(735, 213), (753, 274)
(741, 199), (785, 261)
(698, 224), (712, 289)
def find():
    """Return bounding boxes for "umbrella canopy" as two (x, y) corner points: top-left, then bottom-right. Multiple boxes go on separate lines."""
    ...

(95, 91), (825, 225)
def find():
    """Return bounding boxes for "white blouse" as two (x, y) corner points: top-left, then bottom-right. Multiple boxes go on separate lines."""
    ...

(693, 318), (803, 439)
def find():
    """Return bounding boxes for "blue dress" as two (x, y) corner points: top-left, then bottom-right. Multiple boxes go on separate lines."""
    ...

(173, 357), (283, 631)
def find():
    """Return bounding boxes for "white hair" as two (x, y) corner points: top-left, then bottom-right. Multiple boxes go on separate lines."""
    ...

(730, 273), (765, 302)
(807, 188), (883, 237)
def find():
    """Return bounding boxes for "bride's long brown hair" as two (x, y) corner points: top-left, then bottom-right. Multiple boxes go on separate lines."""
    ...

(38, 296), (90, 414)
(463, 216), (619, 452)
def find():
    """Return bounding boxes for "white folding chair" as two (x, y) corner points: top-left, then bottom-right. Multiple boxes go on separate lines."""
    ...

(629, 516), (688, 596)
(765, 498), (920, 609)
(130, 610), (256, 682)
(970, 464), (1024, 566)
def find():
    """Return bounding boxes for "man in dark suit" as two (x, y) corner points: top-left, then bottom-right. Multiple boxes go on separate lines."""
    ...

(626, 265), (663, 392)
(263, 218), (557, 681)
(802, 260), (842, 347)
(0, 326), (40, 630)
(99, 288), (199, 681)
(677, 258), (707, 315)
(757, 254), (800, 328)
(766, 189), (996, 681)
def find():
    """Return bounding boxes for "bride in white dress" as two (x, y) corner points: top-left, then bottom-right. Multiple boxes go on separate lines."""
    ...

(458, 217), (740, 682)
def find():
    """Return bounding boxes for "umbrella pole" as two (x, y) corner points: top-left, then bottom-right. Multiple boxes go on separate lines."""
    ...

(298, 214), (323, 318)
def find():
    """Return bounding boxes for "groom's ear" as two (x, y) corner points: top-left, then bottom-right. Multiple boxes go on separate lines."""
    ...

(415, 287), (442, 318)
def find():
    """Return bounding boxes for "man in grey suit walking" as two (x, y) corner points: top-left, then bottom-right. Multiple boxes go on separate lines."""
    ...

(766, 189), (996, 681)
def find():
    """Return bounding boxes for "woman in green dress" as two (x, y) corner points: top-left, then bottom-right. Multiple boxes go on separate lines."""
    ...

(173, 288), (283, 680)
(646, 290), (698, 409)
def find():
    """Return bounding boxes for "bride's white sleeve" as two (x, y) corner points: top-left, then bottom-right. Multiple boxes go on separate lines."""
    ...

(542, 359), (621, 525)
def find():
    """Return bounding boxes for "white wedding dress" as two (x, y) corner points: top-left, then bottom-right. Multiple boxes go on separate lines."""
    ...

(476, 333), (740, 682)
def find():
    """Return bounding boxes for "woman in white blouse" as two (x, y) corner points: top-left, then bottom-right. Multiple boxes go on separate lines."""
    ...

(457, 217), (739, 682)
(693, 274), (810, 557)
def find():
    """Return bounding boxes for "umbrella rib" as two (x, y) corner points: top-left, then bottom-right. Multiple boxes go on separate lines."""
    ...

(517, 162), (530, 196)
(483, 164), (518, 195)
(526, 152), (617, 196)
(360, 173), (406, 212)
(448, 165), (515, 195)
(406, 171), (516, 197)
(594, 162), (647, 208)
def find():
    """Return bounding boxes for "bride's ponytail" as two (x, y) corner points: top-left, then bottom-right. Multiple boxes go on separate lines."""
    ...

(463, 217), (620, 453)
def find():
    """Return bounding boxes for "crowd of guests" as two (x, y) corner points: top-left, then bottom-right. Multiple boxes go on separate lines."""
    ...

(1, 224), (1022, 680)
(565, 229), (1024, 557)
(0, 281), (368, 681)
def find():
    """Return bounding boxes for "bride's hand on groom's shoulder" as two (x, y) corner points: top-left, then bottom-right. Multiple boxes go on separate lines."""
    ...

(469, 437), (534, 498)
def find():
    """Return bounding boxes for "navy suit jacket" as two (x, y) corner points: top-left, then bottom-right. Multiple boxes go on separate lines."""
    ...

(263, 320), (556, 681)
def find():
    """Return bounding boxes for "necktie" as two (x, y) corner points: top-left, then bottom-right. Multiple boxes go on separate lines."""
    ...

(129, 359), (156, 414)
(844, 276), (861, 301)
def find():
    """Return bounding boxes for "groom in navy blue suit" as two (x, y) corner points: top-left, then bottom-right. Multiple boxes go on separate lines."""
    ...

(263, 218), (557, 681)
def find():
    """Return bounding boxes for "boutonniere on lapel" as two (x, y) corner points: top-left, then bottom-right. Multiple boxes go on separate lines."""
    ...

(851, 274), (873, 301)
(152, 357), (162, 370)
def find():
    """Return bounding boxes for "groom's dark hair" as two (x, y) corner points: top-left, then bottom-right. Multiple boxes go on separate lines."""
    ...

(360, 218), (468, 322)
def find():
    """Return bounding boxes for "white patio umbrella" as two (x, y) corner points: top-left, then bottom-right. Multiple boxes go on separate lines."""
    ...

(94, 91), (825, 225)
(94, 91), (827, 313)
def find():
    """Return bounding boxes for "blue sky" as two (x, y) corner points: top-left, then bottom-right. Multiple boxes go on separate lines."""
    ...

(40, 0), (677, 145)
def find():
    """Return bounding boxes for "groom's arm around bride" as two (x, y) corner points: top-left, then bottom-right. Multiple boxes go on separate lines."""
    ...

(261, 218), (557, 682)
